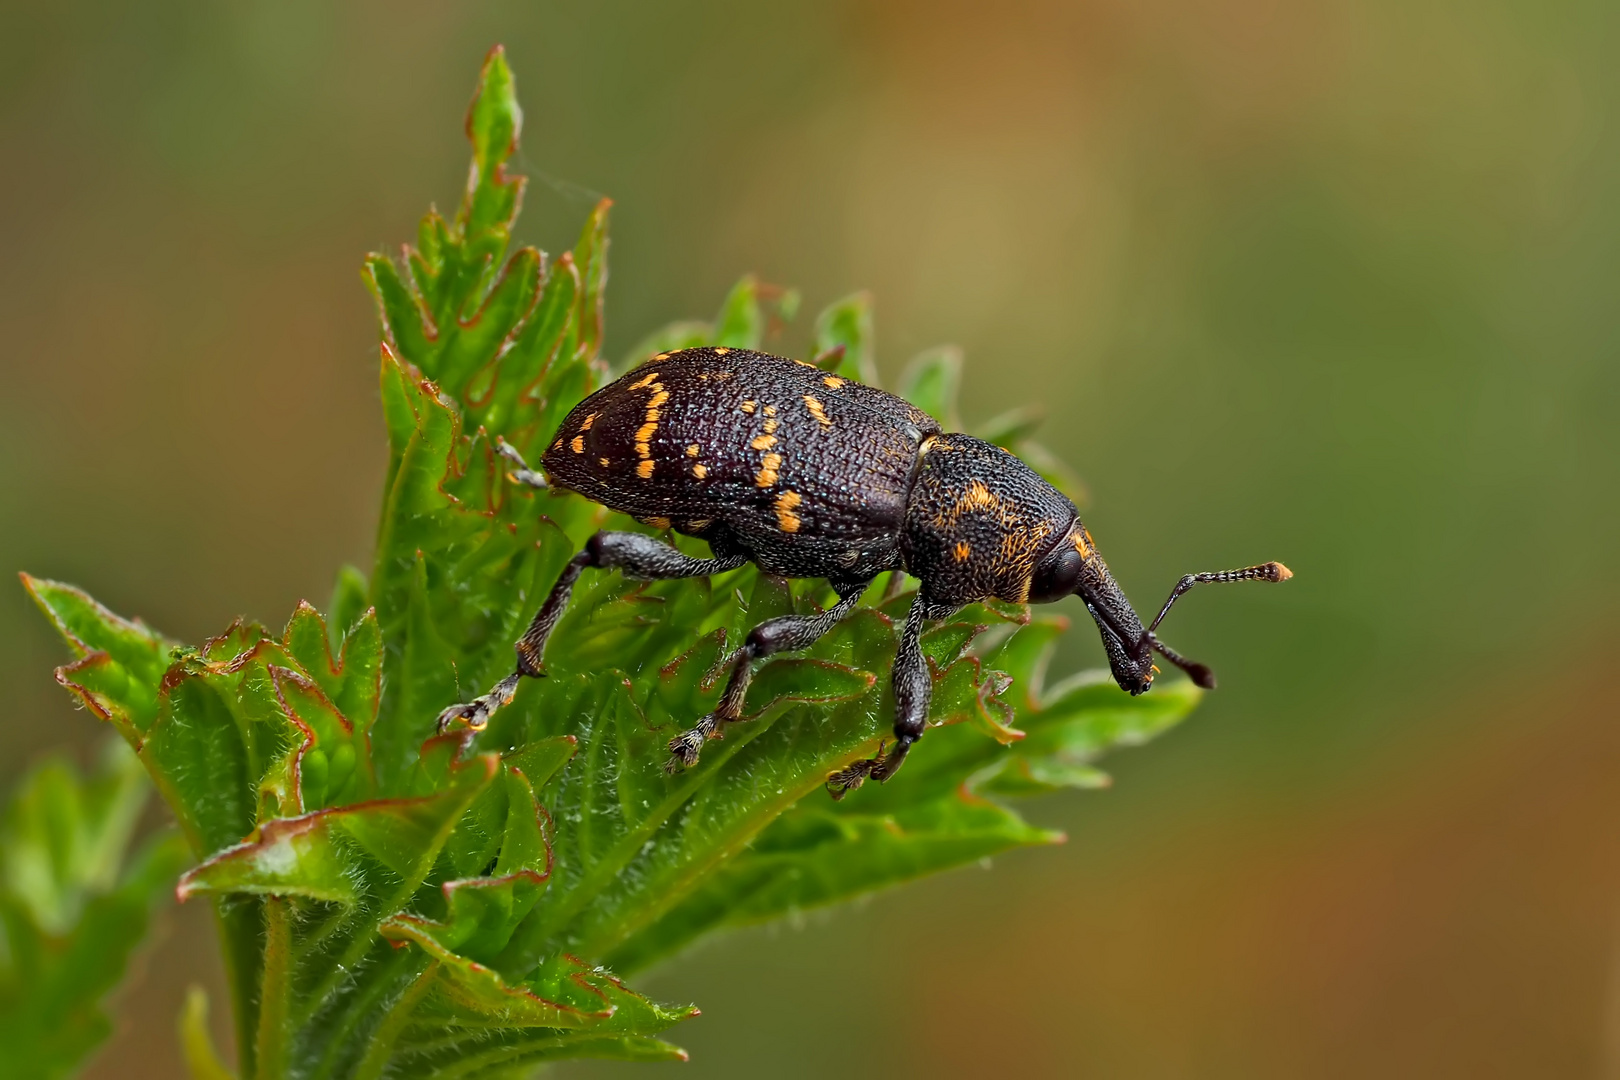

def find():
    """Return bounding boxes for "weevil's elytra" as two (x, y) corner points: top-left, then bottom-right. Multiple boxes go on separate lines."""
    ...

(447, 347), (1292, 799)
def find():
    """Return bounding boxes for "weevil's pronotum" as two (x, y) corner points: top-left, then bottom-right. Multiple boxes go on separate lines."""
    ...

(438, 347), (1291, 798)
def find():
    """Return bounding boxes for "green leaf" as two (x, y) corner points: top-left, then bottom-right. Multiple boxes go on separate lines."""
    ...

(811, 291), (879, 385)
(176, 750), (496, 906)
(897, 345), (963, 430)
(0, 741), (190, 1080)
(619, 273), (799, 371)
(21, 46), (1204, 1077)
(21, 574), (176, 740)
(607, 789), (1059, 974)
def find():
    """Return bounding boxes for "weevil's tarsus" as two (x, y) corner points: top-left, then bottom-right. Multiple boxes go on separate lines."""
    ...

(664, 579), (872, 772)
(495, 436), (549, 490)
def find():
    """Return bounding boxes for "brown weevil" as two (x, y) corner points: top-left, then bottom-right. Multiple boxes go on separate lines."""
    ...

(438, 346), (1292, 798)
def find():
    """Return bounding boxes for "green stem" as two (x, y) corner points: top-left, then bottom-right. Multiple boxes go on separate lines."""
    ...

(253, 897), (293, 1080)
(352, 961), (438, 1080)
(214, 896), (264, 1080)
(307, 944), (420, 1079)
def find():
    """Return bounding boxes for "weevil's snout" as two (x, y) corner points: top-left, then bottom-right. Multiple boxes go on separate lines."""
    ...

(1071, 547), (1155, 695)
(1097, 621), (1154, 695)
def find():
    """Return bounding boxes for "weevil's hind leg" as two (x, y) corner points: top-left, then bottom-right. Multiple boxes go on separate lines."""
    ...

(665, 577), (874, 773)
(437, 531), (748, 733)
(496, 437), (549, 490)
(826, 595), (958, 800)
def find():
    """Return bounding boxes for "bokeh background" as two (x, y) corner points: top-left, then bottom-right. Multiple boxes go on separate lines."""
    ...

(3, 1), (1617, 1076)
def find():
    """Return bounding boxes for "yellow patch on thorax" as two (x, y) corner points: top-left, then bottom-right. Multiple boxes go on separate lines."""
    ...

(959, 480), (999, 514)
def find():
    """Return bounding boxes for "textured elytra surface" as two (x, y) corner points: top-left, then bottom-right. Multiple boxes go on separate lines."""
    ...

(16, 47), (1203, 1077)
(543, 347), (937, 581)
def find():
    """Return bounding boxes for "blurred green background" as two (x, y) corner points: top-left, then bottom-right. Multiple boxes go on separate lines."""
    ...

(3, 1), (1617, 1076)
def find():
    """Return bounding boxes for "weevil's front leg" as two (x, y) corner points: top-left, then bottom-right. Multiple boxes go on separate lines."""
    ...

(437, 531), (747, 733)
(666, 577), (874, 771)
(826, 594), (958, 799)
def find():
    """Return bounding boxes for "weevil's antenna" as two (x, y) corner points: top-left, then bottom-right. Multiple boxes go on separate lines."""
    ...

(1147, 634), (1216, 689)
(1140, 562), (1293, 688)
(1147, 562), (1292, 635)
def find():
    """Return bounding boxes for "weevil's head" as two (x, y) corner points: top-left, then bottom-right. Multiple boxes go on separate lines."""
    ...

(902, 436), (1162, 695)
(1027, 522), (1155, 695)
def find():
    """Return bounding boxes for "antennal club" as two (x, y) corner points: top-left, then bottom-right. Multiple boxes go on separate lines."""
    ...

(1141, 562), (1293, 689)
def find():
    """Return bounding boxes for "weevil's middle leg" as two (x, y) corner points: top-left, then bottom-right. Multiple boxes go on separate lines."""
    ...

(437, 531), (747, 734)
(826, 594), (958, 800)
(666, 577), (873, 772)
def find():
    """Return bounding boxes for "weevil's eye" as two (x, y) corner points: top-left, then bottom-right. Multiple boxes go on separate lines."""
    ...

(1027, 543), (1084, 604)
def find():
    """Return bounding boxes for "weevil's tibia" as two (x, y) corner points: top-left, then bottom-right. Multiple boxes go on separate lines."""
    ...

(665, 577), (874, 773)
(435, 531), (747, 735)
(825, 594), (958, 799)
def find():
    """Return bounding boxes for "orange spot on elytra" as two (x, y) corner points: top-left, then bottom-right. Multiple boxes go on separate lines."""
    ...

(774, 491), (802, 533)
(803, 395), (832, 427)
(692, 463), (708, 479)
(637, 460), (655, 479)
(629, 371), (660, 390)
(755, 453), (783, 488)
(823, 376), (845, 389)
(570, 436), (584, 453)
(751, 434), (777, 450)
(686, 444), (700, 457)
